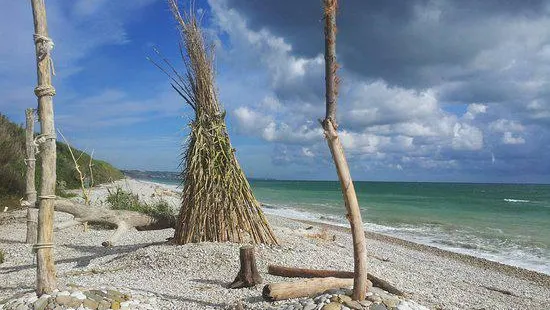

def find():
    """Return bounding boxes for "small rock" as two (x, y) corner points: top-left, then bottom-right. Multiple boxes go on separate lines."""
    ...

(111, 301), (121, 310)
(303, 302), (317, 310)
(382, 296), (400, 308)
(330, 295), (352, 304)
(14, 304), (27, 310)
(396, 301), (413, 310)
(82, 299), (99, 309)
(371, 304), (388, 310)
(321, 302), (342, 310)
(366, 295), (382, 304)
(343, 300), (363, 310)
(358, 300), (372, 308)
(33, 297), (49, 310)
(120, 301), (131, 308)
(70, 292), (86, 301)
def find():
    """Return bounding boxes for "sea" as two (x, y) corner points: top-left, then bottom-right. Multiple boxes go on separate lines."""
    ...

(150, 178), (550, 275)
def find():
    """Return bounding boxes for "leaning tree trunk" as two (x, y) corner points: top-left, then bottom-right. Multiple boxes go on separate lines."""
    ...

(31, 0), (57, 294)
(25, 108), (38, 244)
(162, 1), (278, 245)
(321, 0), (368, 301)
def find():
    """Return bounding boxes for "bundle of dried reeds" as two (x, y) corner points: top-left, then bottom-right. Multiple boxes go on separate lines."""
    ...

(157, 0), (278, 245)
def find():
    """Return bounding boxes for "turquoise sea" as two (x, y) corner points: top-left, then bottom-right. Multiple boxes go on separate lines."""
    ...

(153, 178), (550, 275)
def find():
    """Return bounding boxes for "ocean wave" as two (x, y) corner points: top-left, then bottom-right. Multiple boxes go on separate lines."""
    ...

(503, 198), (530, 203)
(260, 201), (550, 275)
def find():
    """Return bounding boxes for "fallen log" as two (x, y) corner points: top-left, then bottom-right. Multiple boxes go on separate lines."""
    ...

(50, 198), (174, 246)
(263, 277), (372, 301)
(229, 245), (262, 288)
(268, 265), (405, 296)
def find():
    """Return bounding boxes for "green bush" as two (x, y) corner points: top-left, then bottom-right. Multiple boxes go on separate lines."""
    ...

(106, 187), (175, 226)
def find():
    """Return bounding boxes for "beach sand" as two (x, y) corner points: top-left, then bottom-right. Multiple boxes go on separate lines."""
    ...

(1, 178), (549, 309)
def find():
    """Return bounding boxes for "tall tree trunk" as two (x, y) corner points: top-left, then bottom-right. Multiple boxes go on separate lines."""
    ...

(31, 0), (57, 294)
(321, 0), (368, 301)
(25, 108), (38, 244)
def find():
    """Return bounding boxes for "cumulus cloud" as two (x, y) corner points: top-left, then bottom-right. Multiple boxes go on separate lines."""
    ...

(502, 132), (526, 145)
(452, 123), (484, 151)
(210, 0), (550, 181)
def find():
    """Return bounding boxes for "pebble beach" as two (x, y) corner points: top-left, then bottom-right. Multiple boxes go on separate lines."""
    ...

(1, 178), (549, 310)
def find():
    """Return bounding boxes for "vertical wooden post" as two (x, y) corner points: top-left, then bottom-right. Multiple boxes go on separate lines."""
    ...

(31, 0), (57, 294)
(230, 245), (262, 288)
(25, 108), (38, 244)
(321, 0), (368, 301)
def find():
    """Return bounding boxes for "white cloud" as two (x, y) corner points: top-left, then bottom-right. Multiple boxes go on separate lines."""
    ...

(502, 132), (525, 145)
(209, 0), (324, 103)
(452, 123), (484, 151)
(489, 119), (525, 132)
(463, 103), (487, 120)
(344, 80), (439, 127)
(302, 147), (314, 157)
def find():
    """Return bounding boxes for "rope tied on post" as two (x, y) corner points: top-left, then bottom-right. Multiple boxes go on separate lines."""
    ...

(33, 34), (55, 76)
(32, 243), (54, 253)
(38, 195), (57, 200)
(24, 158), (37, 165)
(34, 85), (56, 97)
(34, 133), (56, 145)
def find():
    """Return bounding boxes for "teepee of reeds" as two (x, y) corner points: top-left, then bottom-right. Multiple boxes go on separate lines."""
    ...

(157, 0), (278, 245)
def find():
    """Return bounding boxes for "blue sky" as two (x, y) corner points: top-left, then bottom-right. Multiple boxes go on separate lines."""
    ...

(1, 0), (550, 183)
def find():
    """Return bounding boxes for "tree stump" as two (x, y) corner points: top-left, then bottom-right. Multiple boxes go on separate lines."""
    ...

(229, 245), (262, 288)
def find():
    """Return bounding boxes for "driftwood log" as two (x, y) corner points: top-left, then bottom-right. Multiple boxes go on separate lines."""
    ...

(267, 265), (405, 296)
(263, 277), (372, 301)
(50, 199), (174, 246)
(229, 245), (262, 288)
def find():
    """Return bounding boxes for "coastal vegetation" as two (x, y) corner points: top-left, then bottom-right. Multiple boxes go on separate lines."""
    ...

(106, 186), (176, 228)
(0, 113), (123, 209)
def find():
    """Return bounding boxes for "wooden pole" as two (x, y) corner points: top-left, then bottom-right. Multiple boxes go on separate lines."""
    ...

(25, 108), (38, 244)
(321, 0), (368, 301)
(31, 0), (57, 294)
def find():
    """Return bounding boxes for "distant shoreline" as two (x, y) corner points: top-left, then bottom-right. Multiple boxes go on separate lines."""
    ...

(123, 170), (550, 185)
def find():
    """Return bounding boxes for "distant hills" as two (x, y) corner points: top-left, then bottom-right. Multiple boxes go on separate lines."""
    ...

(0, 113), (123, 208)
(122, 170), (181, 182)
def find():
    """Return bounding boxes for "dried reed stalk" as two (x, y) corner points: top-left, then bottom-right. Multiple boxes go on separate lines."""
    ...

(158, 0), (278, 245)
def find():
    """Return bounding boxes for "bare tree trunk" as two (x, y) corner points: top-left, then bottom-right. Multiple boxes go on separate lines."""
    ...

(31, 0), (57, 294)
(230, 245), (262, 288)
(25, 108), (38, 244)
(321, 0), (368, 301)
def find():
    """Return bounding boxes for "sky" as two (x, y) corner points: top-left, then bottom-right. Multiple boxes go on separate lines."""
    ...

(1, 0), (550, 183)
